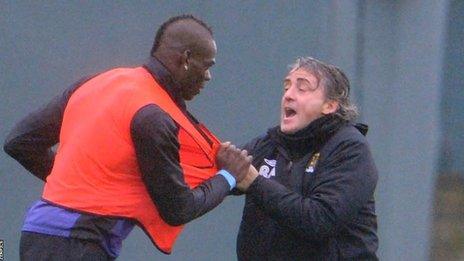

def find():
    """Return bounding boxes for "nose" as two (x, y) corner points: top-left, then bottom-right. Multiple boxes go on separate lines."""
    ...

(204, 70), (211, 81)
(283, 85), (295, 101)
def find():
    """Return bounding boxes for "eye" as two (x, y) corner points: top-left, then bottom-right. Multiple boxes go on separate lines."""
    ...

(283, 80), (291, 91)
(297, 79), (314, 92)
(204, 60), (215, 70)
(296, 80), (306, 91)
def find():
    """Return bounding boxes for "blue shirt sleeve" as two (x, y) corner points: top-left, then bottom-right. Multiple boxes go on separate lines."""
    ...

(217, 169), (236, 190)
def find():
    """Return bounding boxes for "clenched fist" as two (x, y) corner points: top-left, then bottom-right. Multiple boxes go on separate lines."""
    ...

(216, 142), (252, 183)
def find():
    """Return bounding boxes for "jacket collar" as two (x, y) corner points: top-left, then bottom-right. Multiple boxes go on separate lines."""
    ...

(143, 56), (186, 111)
(269, 114), (349, 160)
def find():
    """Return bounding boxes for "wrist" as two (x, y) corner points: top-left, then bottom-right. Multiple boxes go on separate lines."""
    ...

(217, 169), (236, 190)
(237, 167), (259, 192)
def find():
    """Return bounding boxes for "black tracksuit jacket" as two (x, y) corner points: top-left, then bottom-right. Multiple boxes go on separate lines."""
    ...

(237, 115), (378, 260)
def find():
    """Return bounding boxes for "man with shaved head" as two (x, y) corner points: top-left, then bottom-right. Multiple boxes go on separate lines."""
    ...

(5, 14), (251, 260)
(151, 15), (217, 101)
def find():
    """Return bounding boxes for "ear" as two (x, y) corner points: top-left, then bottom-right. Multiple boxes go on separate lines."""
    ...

(322, 100), (339, 115)
(181, 50), (191, 66)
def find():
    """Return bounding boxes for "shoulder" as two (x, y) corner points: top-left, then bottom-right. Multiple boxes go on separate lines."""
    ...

(320, 123), (372, 159)
(330, 123), (369, 145)
(131, 104), (179, 137)
(316, 123), (377, 181)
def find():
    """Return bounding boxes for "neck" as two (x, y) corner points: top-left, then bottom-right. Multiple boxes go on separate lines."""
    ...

(270, 114), (347, 159)
(153, 50), (178, 76)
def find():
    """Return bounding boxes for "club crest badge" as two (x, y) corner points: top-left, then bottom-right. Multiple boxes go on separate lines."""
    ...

(305, 153), (320, 173)
(259, 158), (276, 178)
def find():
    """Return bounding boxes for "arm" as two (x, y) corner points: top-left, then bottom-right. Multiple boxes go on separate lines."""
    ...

(3, 77), (89, 181)
(131, 105), (249, 226)
(243, 139), (377, 241)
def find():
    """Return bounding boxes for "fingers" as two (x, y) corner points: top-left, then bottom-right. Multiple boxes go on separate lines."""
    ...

(216, 142), (253, 183)
(219, 142), (236, 155)
(216, 142), (231, 169)
(219, 141), (231, 152)
(227, 144), (237, 152)
(222, 144), (240, 159)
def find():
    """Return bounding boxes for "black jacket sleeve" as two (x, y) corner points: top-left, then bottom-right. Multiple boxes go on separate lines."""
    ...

(246, 137), (378, 241)
(3, 77), (89, 181)
(131, 105), (231, 226)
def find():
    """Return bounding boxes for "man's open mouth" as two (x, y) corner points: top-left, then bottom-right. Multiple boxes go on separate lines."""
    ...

(284, 107), (296, 118)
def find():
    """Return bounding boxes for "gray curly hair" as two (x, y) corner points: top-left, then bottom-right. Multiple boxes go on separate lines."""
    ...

(289, 57), (358, 121)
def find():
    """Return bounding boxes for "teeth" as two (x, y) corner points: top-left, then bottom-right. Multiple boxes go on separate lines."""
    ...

(284, 108), (296, 117)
